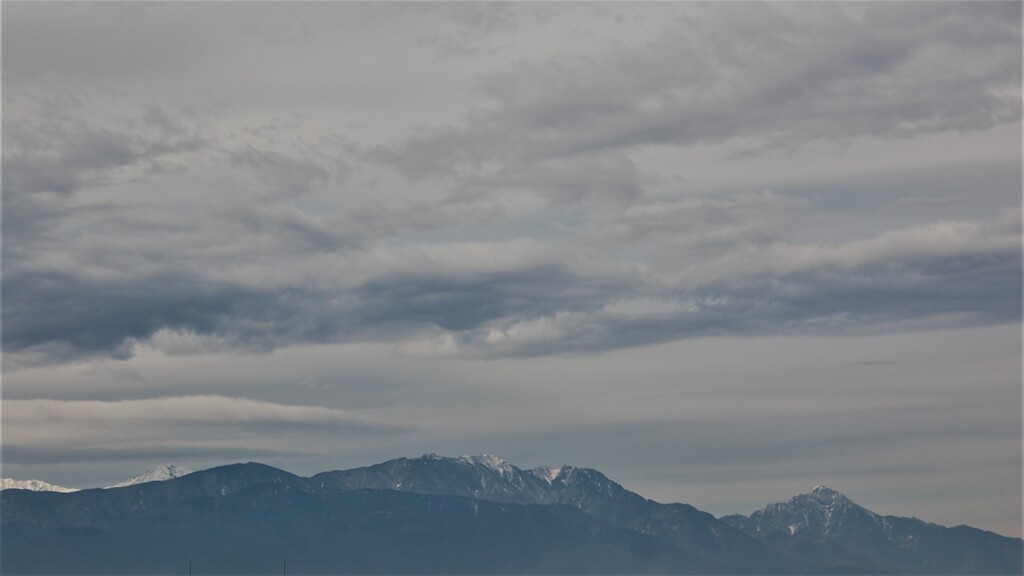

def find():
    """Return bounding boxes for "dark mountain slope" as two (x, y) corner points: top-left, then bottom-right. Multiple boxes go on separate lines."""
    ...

(2, 465), (709, 574)
(312, 454), (789, 573)
(1, 462), (305, 530)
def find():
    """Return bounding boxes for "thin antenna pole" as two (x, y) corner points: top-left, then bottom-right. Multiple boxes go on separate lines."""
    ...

(283, 560), (286, 576)
(189, 560), (192, 576)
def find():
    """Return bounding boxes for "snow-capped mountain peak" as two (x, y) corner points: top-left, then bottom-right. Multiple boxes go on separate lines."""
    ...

(107, 464), (193, 488)
(459, 453), (504, 469)
(810, 485), (843, 500)
(1, 478), (79, 492)
(458, 454), (518, 476)
(531, 465), (564, 483)
(729, 485), (886, 541)
(802, 486), (857, 513)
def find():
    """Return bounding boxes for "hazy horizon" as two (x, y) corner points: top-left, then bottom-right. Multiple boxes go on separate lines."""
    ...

(3, 2), (1021, 538)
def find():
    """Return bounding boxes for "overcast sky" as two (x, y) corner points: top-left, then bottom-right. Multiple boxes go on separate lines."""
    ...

(2, 2), (1021, 537)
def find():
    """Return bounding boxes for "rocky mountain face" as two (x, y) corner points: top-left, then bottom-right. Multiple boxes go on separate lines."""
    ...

(721, 485), (1022, 574)
(3, 456), (1020, 574)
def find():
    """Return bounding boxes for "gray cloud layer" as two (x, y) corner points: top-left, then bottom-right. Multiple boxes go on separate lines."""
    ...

(4, 3), (1020, 365)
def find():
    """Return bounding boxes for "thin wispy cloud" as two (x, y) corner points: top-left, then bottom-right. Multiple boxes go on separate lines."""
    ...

(3, 395), (411, 468)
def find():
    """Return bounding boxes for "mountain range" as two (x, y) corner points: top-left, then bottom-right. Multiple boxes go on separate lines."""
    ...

(722, 485), (1021, 574)
(2, 464), (193, 492)
(104, 464), (194, 488)
(2, 454), (1019, 574)
(0, 478), (79, 493)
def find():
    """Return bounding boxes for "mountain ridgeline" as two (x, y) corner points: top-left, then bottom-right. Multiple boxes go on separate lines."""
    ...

(721, 485), (1022, 574)
(1, 464), (193, 493)
(2, 455), (1020, 574)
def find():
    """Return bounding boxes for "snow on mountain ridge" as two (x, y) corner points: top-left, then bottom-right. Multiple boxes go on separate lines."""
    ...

(809, 485), (845, 502)
(414, 453), (596, 488)
(2, 465), (191, 492)
(1, 478), (79, 492)
(458, 454), (515, 473)
(531, 465), (564, 483)
(742, 485), (888, 540)
(107, 464), (193, 488)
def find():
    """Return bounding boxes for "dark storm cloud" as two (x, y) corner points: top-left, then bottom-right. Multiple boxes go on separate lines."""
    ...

(1, 254), (588, 363)
(2, 1), (1020, 365)
(2, 270), (272, 358)
(2, 205), (1019, 362)
(355, 263), (595, 331)
(403, 212), (1021, 357)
